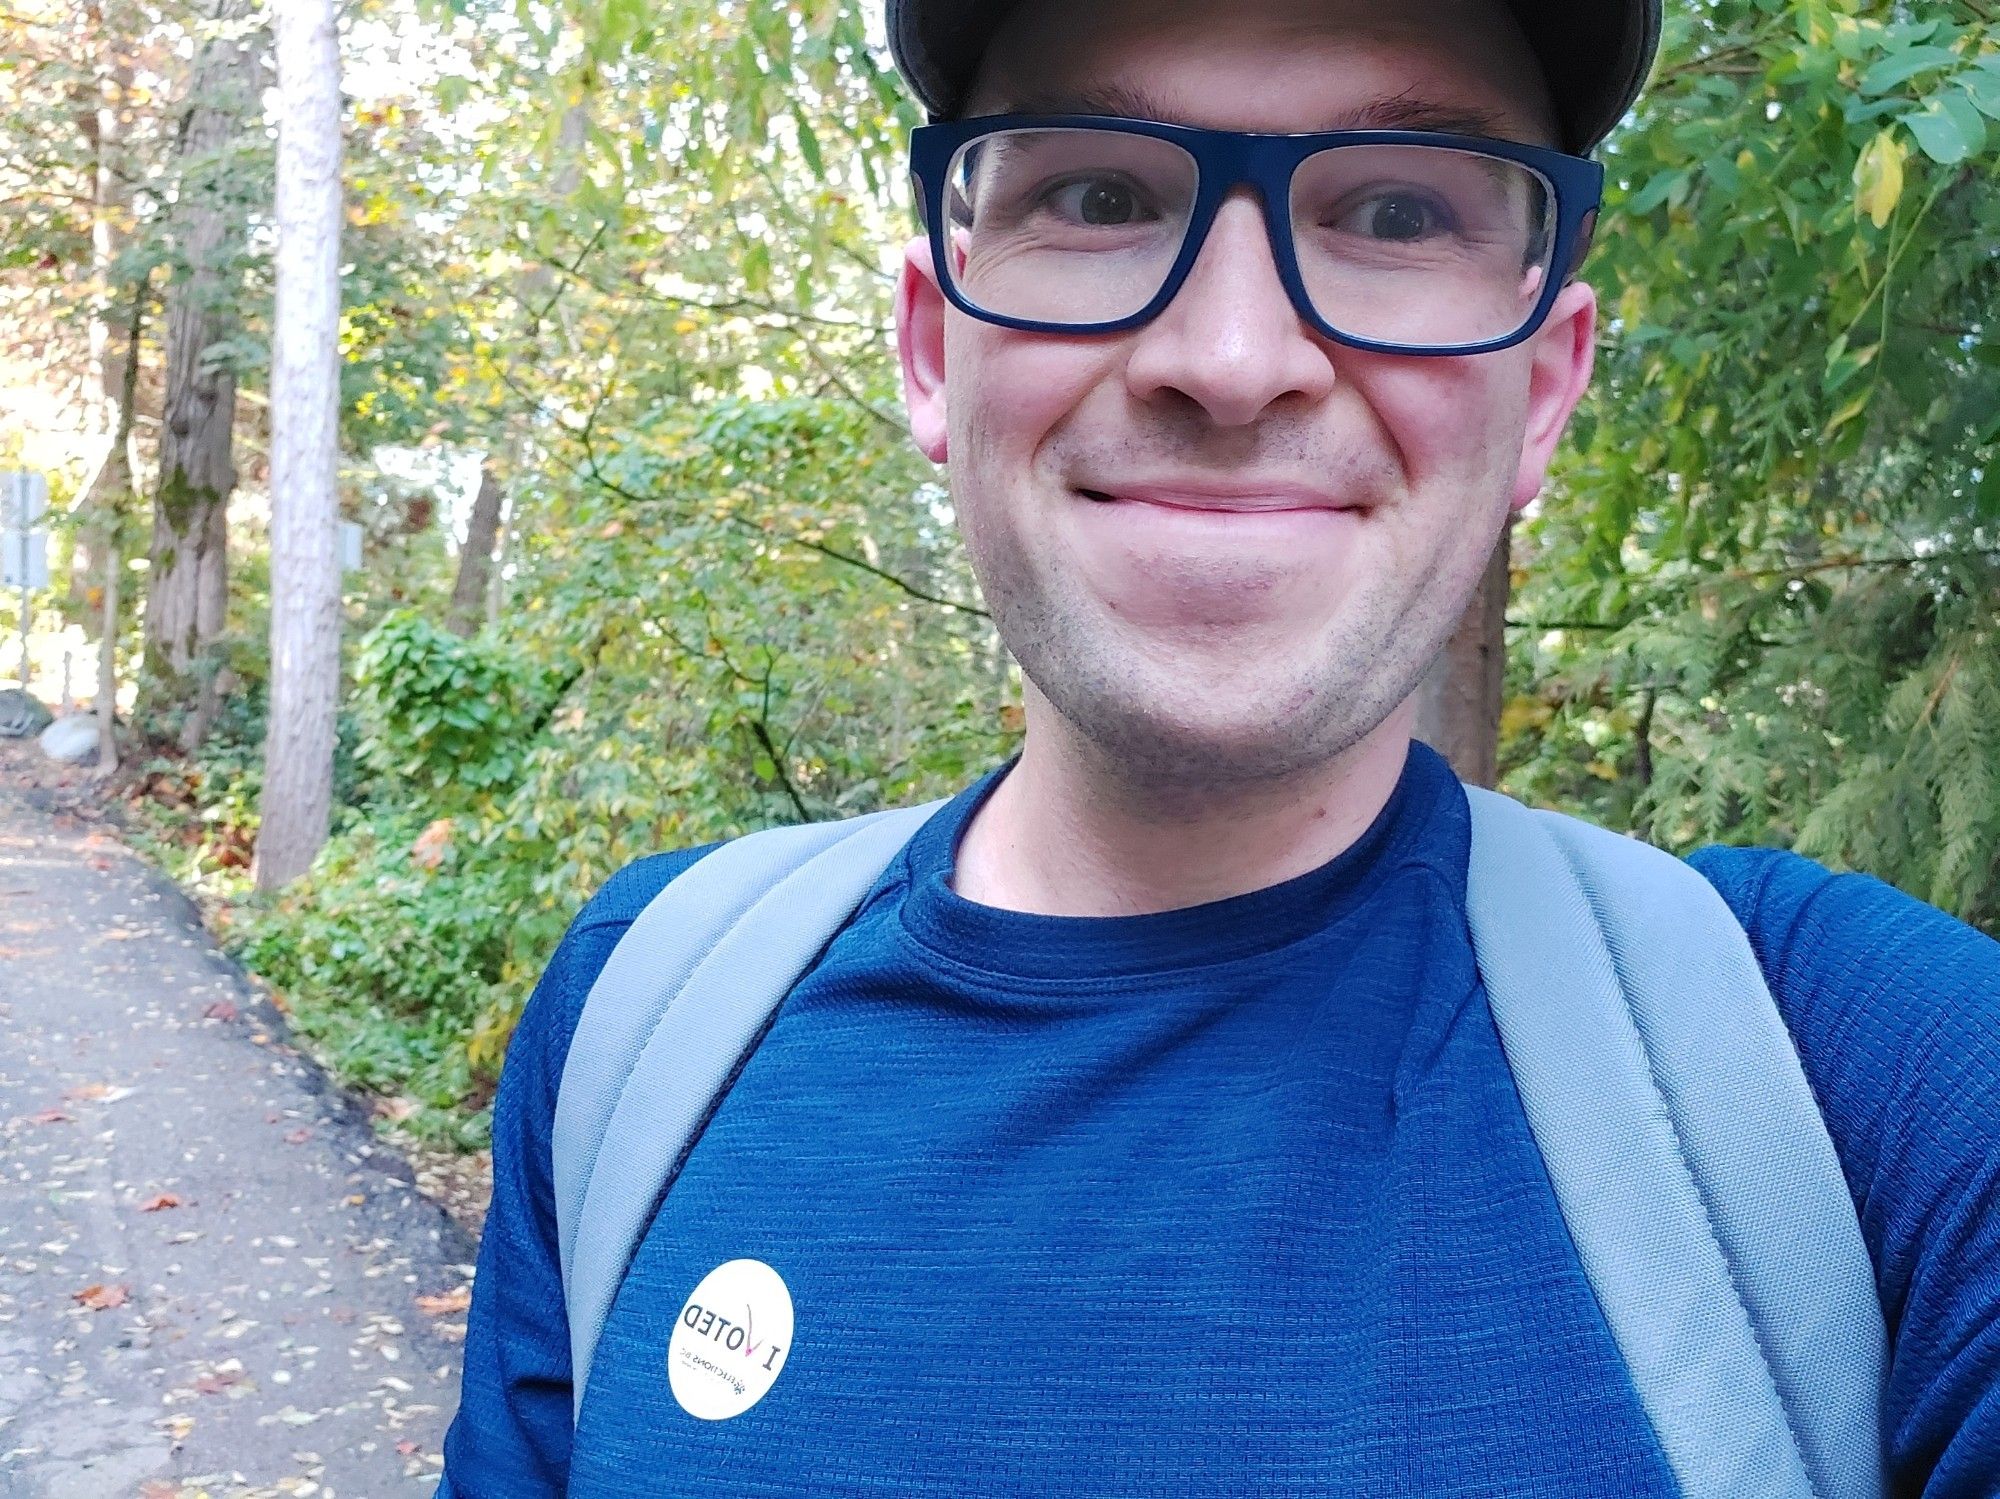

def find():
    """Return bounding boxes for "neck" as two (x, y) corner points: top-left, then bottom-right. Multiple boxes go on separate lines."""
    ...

(954, 694), (1417, 917)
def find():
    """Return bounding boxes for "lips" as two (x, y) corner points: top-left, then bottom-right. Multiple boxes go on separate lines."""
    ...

(1075, 480), (1357, 515)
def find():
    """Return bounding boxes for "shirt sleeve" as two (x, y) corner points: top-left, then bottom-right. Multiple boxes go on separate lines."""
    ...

(1690, 847), (2000, 1497)
(436, 849), (711, 1498)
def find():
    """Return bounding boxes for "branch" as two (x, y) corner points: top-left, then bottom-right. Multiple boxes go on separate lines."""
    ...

(573, 422), (988, 618)
(1509, 547), (2000, 632)
(746, 704), (810, 821)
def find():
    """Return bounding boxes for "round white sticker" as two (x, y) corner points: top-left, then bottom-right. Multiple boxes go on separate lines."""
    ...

(667, 1259), (795, 1421)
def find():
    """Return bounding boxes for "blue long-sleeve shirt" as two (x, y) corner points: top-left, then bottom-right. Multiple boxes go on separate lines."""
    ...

(439, 744), (2000, 1495)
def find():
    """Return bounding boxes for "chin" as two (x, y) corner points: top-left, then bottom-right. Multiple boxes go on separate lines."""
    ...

(1043, 655), (1379, 793)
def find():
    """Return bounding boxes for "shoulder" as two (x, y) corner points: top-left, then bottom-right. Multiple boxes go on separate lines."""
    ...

(506, 846), (721, 1095)
(1685, 844), (2000, 1137)
(1685, 846), (2000, 1279)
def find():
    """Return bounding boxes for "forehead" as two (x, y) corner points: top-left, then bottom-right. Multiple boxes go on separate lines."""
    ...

(973, 0), (1556, 143)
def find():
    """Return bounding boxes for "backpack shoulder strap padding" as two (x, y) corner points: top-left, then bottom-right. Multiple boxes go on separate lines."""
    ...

(1464, 788), (1885, 1499)
(551, 800), (948, 1413)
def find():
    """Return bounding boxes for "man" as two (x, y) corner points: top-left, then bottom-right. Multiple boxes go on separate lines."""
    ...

(439, 0), (2000, 1492)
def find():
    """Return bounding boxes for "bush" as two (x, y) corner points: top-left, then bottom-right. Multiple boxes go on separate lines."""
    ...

(353, 610), (544, 804)
(236, 809), (531, 1143)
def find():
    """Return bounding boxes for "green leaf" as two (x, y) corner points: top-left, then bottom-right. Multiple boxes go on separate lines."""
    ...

(1964, 58), (2000, 121)
(1976, 467), (2000, 523)
(1625, 169), (1687, 215)
(1901, 91), (1987, 164)
(793, 107), (824, 179)
(1858, 45), (1961, 98)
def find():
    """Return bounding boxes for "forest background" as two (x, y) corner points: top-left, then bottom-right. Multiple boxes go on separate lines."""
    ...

(3, 0), (1997, 1156)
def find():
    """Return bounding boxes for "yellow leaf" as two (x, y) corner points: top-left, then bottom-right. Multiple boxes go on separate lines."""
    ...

(1499, 696), (1555, 740)
(673, 317), (698, 335)
(1823, 390), (1871, 437)
(1853, 129), (1905, 230)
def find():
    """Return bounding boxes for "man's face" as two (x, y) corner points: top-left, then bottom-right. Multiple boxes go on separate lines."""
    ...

(897, 0), (1597, 791)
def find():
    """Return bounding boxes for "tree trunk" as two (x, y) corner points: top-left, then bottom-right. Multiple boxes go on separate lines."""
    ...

(96, 535), (122, 776)
(1412, 518), (1513, 789)
(72, 0), (134, 622)
(89, 289), (147, 777)
(254, 0), (343, 892)
(446, 460), (504, 637)
(144, 0), (260, 738)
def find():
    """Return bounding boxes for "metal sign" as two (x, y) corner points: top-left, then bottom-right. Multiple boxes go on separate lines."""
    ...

(2, 530), (47, 589)
(340, 521), (364, 572)
(3, 471), (47, 531)
(4, 471), (50, 690)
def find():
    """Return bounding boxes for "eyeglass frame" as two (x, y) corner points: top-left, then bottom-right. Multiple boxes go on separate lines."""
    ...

(908, 114), (1605, 358)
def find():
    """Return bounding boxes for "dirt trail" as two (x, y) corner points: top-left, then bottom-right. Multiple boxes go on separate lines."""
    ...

(0, 759), (470, 1498)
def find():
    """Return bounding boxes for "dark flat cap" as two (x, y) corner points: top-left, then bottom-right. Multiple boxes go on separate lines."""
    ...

(886, 0), (1661, 153)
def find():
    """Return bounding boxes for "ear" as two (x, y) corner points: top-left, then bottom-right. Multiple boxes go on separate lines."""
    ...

(897, 235), (950, 465)
(1510, 279), (1597, 512)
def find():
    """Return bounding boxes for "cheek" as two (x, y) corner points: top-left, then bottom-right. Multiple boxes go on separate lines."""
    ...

(944, 317), (1115, 474)
(1357, 353), (1532, 496)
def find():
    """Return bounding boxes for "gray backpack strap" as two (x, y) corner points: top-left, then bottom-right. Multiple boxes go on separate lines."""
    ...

(1464, 787), (1885, 1499)
(551, 800), (947, 1415)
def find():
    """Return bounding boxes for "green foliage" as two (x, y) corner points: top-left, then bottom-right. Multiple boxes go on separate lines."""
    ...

(1508, 0), (2000, 933)
(353, 610), (545, 802)
(236, 810), (528, 1146)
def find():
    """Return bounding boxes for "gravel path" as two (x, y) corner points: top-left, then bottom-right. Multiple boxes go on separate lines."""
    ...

(0, 765), (471, 1498)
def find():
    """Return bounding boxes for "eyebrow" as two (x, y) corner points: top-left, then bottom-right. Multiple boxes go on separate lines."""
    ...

(988, 85), (1511, 140)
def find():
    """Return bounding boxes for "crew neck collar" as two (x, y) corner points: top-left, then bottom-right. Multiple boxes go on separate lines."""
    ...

(895, 740), (1464, 984)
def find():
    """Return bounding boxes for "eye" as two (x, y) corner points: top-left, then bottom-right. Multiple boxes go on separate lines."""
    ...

(1044, 175), (1157, 227)
(1333, 190), (1456, 242)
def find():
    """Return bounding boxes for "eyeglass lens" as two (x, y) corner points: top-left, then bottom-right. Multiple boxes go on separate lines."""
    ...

(944, 128), (1557, 348)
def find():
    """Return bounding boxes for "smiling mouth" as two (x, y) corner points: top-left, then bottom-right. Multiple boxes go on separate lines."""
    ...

(1075, 486), (1355, 516)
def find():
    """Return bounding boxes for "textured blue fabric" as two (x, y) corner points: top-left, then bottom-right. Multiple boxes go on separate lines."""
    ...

(439, 745), (2000, 1497)
(556, 802), (948, 1409)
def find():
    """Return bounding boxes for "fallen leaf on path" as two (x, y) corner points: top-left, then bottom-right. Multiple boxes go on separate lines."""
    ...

(396, 1438), (420, 1455)
(202, 999), (238, 1022)
(139, 1482), (178, 1499)
(415, 1285), (471, 1316)
(138, 1192), (182, 1212)
(72, 1281), (130, 1310)
(193, 1369), (244, 1395)
(63, 1081), (135, 1103)
(28, 1108), (71, 1124)
(283, 1127), (312, 1144)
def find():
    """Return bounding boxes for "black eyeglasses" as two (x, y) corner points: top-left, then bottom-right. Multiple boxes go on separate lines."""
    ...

(910, 115), (1604, 357)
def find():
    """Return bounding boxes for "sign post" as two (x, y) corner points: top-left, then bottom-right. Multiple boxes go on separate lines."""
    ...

(2, 471), (50, 690)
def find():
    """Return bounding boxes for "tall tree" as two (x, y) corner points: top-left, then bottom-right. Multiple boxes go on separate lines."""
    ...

(145, 0), (261, 746)
(254, 0), (342, 890)
(445, 460), (504, 636)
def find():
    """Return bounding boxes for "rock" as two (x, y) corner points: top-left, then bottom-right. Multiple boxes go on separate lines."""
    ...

(38, 714), (101, 764)
(0, 688), (52, 738)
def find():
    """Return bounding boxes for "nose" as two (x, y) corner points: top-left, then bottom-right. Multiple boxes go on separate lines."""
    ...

(1123, 190), (1338, 427)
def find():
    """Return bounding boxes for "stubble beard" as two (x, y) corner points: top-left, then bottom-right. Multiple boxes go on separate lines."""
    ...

(978, 534), (1461, 800)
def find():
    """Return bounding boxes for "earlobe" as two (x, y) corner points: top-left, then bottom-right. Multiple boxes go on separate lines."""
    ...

(897, 237), (950, 465)
(1510, 281), (1597, 512)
